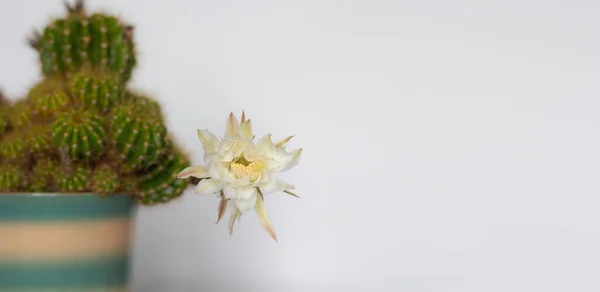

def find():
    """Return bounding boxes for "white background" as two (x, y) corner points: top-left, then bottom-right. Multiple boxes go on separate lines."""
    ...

(1, 0), (599, 291)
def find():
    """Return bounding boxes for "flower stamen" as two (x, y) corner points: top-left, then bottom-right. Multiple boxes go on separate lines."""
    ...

(229, 153), (265, 181)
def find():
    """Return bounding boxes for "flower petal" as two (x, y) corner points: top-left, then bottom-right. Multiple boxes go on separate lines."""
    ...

(282, 148), (302, 171)
(259, 177), (294, 194)
(256, 134), (275, 152)
(216, 194), (229, 224)
(229, 201), (241, 237)
(225, 112), (240, 137)
(275, 135), (294, 148)
(240, 110), (247, 124)
(255, 195), (277, 241)
(234, 194), (258, 213)
(177, 165), (210, 179)
(240, 120), (253, 139)
(223, 185), (257, 201)
(197, 129), (220, 153)
(264, 149), (301, 172)
(195, 178), (222, 195)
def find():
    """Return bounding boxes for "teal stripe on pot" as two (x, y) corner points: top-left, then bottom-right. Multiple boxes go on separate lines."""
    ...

(0, 193), (134, 221)
(0, 255), (129, 289)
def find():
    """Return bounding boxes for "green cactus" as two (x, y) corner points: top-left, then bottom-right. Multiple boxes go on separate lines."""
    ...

(51, 109), (106, 159)
(27, 157), (59, 192)
(70, 71), (121, 112)
(0, 1), (193, 202)
(0, 114), (7, 136)
(91, 164), (119, 194)
(0, 90), (8, 134)
(118, 174), (140, 194)
(0, 165), (23, 192)
(25, 180), (48, 192)
(137, 144), (190, 204)
(0, 131), (26, 161)
(56, 164), (89, 192)
(5, 100), (32, 130)
(25, 124), (53, 154)
(31, 2), (136, 82)
(110, 94), (168, 171)
(32, 157), (58, 182)
(123, 91), (164, 119)
(30, 89), (70, 119)
(27, 76), (65, 97)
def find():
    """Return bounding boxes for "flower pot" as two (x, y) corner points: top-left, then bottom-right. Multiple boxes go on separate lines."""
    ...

(0, 193), (136, 291)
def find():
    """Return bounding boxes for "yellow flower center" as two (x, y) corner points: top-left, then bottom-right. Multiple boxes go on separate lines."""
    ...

(229, 153), (265, 181)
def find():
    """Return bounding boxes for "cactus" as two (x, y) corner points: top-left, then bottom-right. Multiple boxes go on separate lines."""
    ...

(91, 164), (119, 194)
(0, 114), (7, 136)
(5, 100), (32, 130)
(0, 131), (26, 161)
(51, 109), (106, 159)
(110, 94), (168, 171)
(0, 90), (8, 135)
(70, 71), (121, 112)
(56, 164), (89, 192)
(26, 157), (59, 192)
(30, 1), (136, 82)
(0, 165), (23, 192)
(117, 175), (139, 194)
(137, 140), (190, 203)
(25, 124), (53, 154)
(123, 91), (163, 119)
(0, 1), (193, 203)
(27, 76), (65, 97)
(32, 157), (58, 182)
(30, 88), (70, 120)
(25, 181), (48, 192)
(137, 145), (190, 205)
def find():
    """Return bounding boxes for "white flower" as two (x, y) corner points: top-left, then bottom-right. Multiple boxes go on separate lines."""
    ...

(178, 111), (302, 241)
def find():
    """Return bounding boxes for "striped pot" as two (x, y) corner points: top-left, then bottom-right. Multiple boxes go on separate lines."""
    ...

(0, 193), (135, 292)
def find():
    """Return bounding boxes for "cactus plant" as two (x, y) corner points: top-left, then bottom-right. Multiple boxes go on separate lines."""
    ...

(0, 131), (26, 162)
(29, 87), (70, 119)
(51, 108), (106, 159)
(25, 124), (53, 154)
(110, 93), (168, 172)
(137, 143), (190, 205)
(70, 71), (121, 112)
(56, 163), (89, 192)
(32, 157), (58, 182)
(0, 0), (193, 206)
(0, 114), (7, 136)
(0, 91), (9, 135)
(5, 100), (32, 129)
(91, 164), (119, 194)
(26, 157), (59, 192)
(29, 1), (136, 82)
(0, 165), (23, 192)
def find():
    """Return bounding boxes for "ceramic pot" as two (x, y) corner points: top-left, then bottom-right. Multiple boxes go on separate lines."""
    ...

(0, 193), (135, 292)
